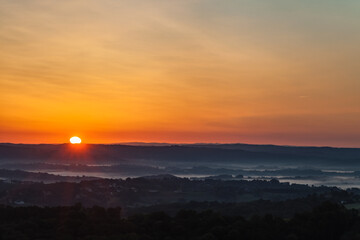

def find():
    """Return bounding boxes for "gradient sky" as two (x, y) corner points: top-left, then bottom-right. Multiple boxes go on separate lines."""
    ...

(0, 0), (359, 147)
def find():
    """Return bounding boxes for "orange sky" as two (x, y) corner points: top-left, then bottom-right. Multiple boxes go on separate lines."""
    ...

(0, 0), (359, 147)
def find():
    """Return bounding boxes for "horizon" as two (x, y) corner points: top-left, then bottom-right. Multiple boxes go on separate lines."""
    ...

(1, 141), (359, 149)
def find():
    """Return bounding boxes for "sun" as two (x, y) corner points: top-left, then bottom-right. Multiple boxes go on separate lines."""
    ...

(70, 136), (82, 144)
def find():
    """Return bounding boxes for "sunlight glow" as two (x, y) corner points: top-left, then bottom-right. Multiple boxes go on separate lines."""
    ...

(70, 136), (82, 144)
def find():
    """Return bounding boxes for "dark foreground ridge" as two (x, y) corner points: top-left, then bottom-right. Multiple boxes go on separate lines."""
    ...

(0, 202), (359, 240)
(2, 175), (359, 209)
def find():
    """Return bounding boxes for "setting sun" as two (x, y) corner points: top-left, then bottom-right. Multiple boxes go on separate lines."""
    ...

(70, 136), (81, 144)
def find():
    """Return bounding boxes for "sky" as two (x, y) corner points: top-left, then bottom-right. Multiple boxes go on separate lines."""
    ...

(0, 0), (359, 147)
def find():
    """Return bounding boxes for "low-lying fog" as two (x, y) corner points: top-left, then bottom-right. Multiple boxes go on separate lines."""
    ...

(2, 161), (360, 189)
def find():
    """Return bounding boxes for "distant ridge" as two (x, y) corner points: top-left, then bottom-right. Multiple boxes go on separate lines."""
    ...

(116, 142), (359, 149)
(0, 143), (359, 166)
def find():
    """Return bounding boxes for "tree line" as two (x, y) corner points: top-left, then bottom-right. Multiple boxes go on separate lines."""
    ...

(0, 202), (360, 240)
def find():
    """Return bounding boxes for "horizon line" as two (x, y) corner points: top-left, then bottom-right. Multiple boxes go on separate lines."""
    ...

(0, 141), (358, 149)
